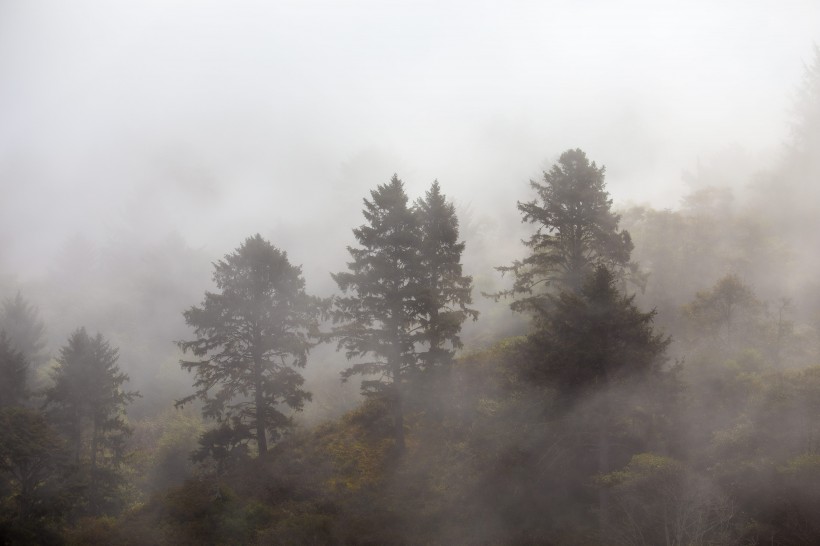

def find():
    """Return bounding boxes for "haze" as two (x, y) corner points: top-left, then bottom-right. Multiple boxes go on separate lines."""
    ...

(2, 0), (818, 282)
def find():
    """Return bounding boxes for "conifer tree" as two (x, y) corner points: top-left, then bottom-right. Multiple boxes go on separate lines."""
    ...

(415, 181), (478, 375)
(178, 234), (319, 457)
(44, 328), (138, 514)
(332, 175), (422, 453)
(497, 149), (635, 313)
(333, 176), (477, 452)
(0, 332), (28, 408)
(0, 293), (47, 370)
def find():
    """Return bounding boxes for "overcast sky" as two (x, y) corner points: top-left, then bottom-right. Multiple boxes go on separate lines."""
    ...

(1, 0), (818, 278)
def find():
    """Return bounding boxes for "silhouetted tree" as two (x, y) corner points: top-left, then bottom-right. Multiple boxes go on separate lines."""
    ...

(0, 333), (28, 408)
(497, 149), (635, 313)
(177, 234), (319, 457)
(527, 266), (669, 397)
(332, 175), (422, 453)
(414, 181), (478, 376)
(44, 328), (138, 514)
(0, 293), (47, 370)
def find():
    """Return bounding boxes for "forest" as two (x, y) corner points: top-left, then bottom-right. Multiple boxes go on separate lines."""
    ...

(3, 7), (820, 545)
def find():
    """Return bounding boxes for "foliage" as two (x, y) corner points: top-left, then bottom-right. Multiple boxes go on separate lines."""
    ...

(44, 328), (139, 516)
(0, 291), (48, 370)
(414, 180), (479, 375)
(525, 266), (670, 397)
(332, 176), (476, 452)
(178, 234), (320, 457)
(496, 148), (636, 315)
(601, 453), (736, 546)
(684, 273), (762, 346)
(0, 407), (66, 523)
(0, 331), (28, 408)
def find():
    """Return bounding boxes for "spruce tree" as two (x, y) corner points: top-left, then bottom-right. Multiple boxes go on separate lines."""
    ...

(415, 181), (478, 375)
(333, 176), (478, 452)
(0, 293), (47, 370)
(332, 175), (422, 453)
(0, 332), (28, 408)
(44, 328), (138, 515)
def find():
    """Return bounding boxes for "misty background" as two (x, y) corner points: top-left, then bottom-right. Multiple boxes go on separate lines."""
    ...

(1, 1), (819, 414)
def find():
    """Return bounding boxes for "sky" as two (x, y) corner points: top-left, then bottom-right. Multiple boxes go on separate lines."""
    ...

(1, 0), (819, 280)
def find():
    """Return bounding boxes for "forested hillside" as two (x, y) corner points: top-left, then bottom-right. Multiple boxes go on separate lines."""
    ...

(2, 7), (820, 544)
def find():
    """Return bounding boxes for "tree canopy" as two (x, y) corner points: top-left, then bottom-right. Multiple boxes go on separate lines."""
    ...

(177, 234), (320, 456)
(498, 149), (635, 314)
(332, 176), (476, 451)
(44, 328), (138, 515)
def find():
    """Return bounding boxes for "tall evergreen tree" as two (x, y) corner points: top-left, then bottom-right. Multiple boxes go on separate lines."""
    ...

(333, 176), (478, 451)
(497, 149), (635, 313)
(0, 293), (47, 370)
(0, 333), (28, 408)
(332, 175), (422, 453)
(44, 328), (138, 514)
(177, 234), (319, 457)
(415, 181), (478, 374)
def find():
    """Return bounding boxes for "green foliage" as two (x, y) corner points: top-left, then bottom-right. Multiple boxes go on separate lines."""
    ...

(0, 291), (48, 370)
(496, 148), (635, 312)
(601, 453), (735, 546)
(178, 234), (320, 456)
(684, 273), (762, 346)
(525, 266), (670, 397)
(44, 328), (139, 516)
(414, 180), (479, 374)
(332, 175), (423, 394)
(0, 331), (28, 408)
(0, 407), (66, 521)
(332, 176), (476, 452)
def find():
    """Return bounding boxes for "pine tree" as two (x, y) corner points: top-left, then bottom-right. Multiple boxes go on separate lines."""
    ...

(332, 175), (422, 453)
(44, 328), (138, 514)
(177, 234), (319, 457)
(415, 181), (478, 375)
(497, 149), (635, 313)
(0, 332), (28, 408)
(0, 292), (47, 370)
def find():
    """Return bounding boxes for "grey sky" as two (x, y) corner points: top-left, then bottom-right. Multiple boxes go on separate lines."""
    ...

(1, 0), (818, 278)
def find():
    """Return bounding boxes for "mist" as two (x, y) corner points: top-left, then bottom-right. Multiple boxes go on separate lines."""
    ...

(2, 1), (820, 544)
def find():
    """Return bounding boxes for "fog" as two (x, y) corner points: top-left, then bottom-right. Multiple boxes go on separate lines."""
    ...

(2, 2), (820, 544)
(2, 0), (817, 281)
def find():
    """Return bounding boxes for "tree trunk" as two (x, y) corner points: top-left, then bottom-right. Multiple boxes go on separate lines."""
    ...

(598, 389), (611, 543)
(254, 359), (267, 456)
(394, 385), (405, 455)
(253, 330), (268, 456)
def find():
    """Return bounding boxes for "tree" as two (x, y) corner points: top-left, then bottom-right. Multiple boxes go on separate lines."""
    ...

(525, 266), (671, 538)
(44, 328), (138, 514)
(0, 407), (65, 520)
(332, 175), (422, 453)
(414, 181), (478, 376)
(684, 274), (761, 346)
(0, 292), (47, 370)
(497, 149), (635, 313)
(526, 266), (669, 398)
(0, 333), (28, 408)
(177, 234), (319, 457)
